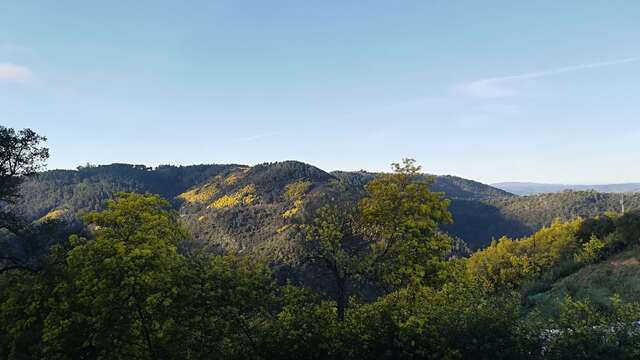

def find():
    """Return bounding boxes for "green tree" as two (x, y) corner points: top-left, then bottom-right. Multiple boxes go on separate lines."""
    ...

(528, 296), (640, 360)
(0, 126), (49, 275)
(0, 126), (49, 205)
(42, 193), (188, 359)
(360, 159), (453, 290)
(302, 202), (365, 321)
(467, 218), (583, 291)
(303, 159), (452, 321)
(169, 252), (276, 359)
(257, 286), (343, 360)
(345, 271), (525, 360)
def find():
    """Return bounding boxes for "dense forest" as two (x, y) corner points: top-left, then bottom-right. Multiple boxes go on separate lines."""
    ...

(9, 158), (639, 253)
(3, 126), (640, 359)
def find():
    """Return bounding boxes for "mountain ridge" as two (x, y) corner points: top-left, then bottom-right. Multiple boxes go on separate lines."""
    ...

(11, 161), (640, 254)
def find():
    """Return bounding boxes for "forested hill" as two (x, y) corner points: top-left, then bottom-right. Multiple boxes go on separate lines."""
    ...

(332, 171), (513, 200)
(12, 161), (640, 253)
(14, 163), (241, 220)
(13, 161), (511, 222)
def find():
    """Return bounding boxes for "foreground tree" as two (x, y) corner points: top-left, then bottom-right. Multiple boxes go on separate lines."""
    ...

(42, 193), (188, 359)
(302, 203), (364, 321)
(170, 252), (276, 359)
(0, 126), (49, 274)
(1, 192), (285, 359)
(303, 159), (453, 321)
(520, 295), (640, 360)
(0, 126), (49, 205)
(361, 159), (453, 290)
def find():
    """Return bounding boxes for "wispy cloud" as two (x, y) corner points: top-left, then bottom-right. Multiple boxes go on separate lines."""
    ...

(456, 57), (640, 98)
(0, 63), (34, 83)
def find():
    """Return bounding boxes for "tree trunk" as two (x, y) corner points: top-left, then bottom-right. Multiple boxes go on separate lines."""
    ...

(336, 276), (347, 322)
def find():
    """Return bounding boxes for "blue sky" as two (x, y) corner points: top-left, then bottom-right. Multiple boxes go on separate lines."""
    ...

(1, 1), (639, 184)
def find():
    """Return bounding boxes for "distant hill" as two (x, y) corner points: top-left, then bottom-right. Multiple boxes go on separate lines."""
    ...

(13, 163), (240, 221)
(493, 181), (640, 195)
(11, 162), (516, 253)
(331, 171), (513, 200)
(11, 161), (640, 257)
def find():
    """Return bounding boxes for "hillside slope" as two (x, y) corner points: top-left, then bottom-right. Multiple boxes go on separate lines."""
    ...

(487, 191), (640, 231)
(14, 163), (240, 222)
(13, 161), (519, 251)
(13, 161), (640, 255)
(528, 246), (640, 314)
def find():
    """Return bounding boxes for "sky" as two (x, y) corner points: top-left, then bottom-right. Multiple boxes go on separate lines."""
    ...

(1, 1), (639, 184)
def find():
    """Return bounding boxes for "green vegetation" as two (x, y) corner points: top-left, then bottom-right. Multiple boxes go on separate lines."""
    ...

(13, 157), (639, 255)
(4, 127), (640, 359)
(302, 160), (452, 321)
(487, 191), (640, 232)
(4, 191), (640, 358)
(0, 126), (51, 274)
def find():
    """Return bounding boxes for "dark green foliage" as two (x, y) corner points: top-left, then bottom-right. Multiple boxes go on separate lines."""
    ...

(5, 160), (518, 256)
(0, 126), (49, 205)
(445, 199), (533, 249)
(244, 161), (333, 203)
(528, 296), (640, 360)
(15, 161), (640, 255)
(0, 220), (76, 275)
(614, 210), (640, 247)
(4, 192), (640, 359)
(13, 163), (238, 222)
(6, 126), (640, 358)
(331, 171), (513, 200)
(576, 214), (616, 243)
(0, 126), (51, 275)
(488, 190), (640, 232)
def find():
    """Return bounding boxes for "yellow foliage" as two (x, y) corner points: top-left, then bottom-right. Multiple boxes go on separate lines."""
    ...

(277, 224), (291, 234)
(466, 218), (583, 290)
(243, 194), (258, 205)
(197, 215), (206, 222)
(39, 209), (66, 222)
(208, 185), (257, 209)
(178, 183), (219, 203)
(284, 180), (312, 200)
(281, 180), (311, 218)
(574, 236), (605, 264)
(224, 174), (239, 185)
(282, 199), (304, 218)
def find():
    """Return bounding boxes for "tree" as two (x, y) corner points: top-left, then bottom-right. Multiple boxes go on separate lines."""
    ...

(344, 271), (525, 360)
(0, 126), (49, 205)
(360, 159), (453, 290)
(466, 218), (583, 292)
(529, 296), (640, 360)
(169, 252), (277, 359)
(0, 126), (49, 275)
(302, 202), (365, 322)
(303, 159), (453, 321)
(42, 193), (189, 359)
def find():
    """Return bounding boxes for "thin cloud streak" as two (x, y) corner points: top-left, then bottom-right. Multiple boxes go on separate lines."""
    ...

(456, 57), (640, 98)
(0, 63), (34, 83)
